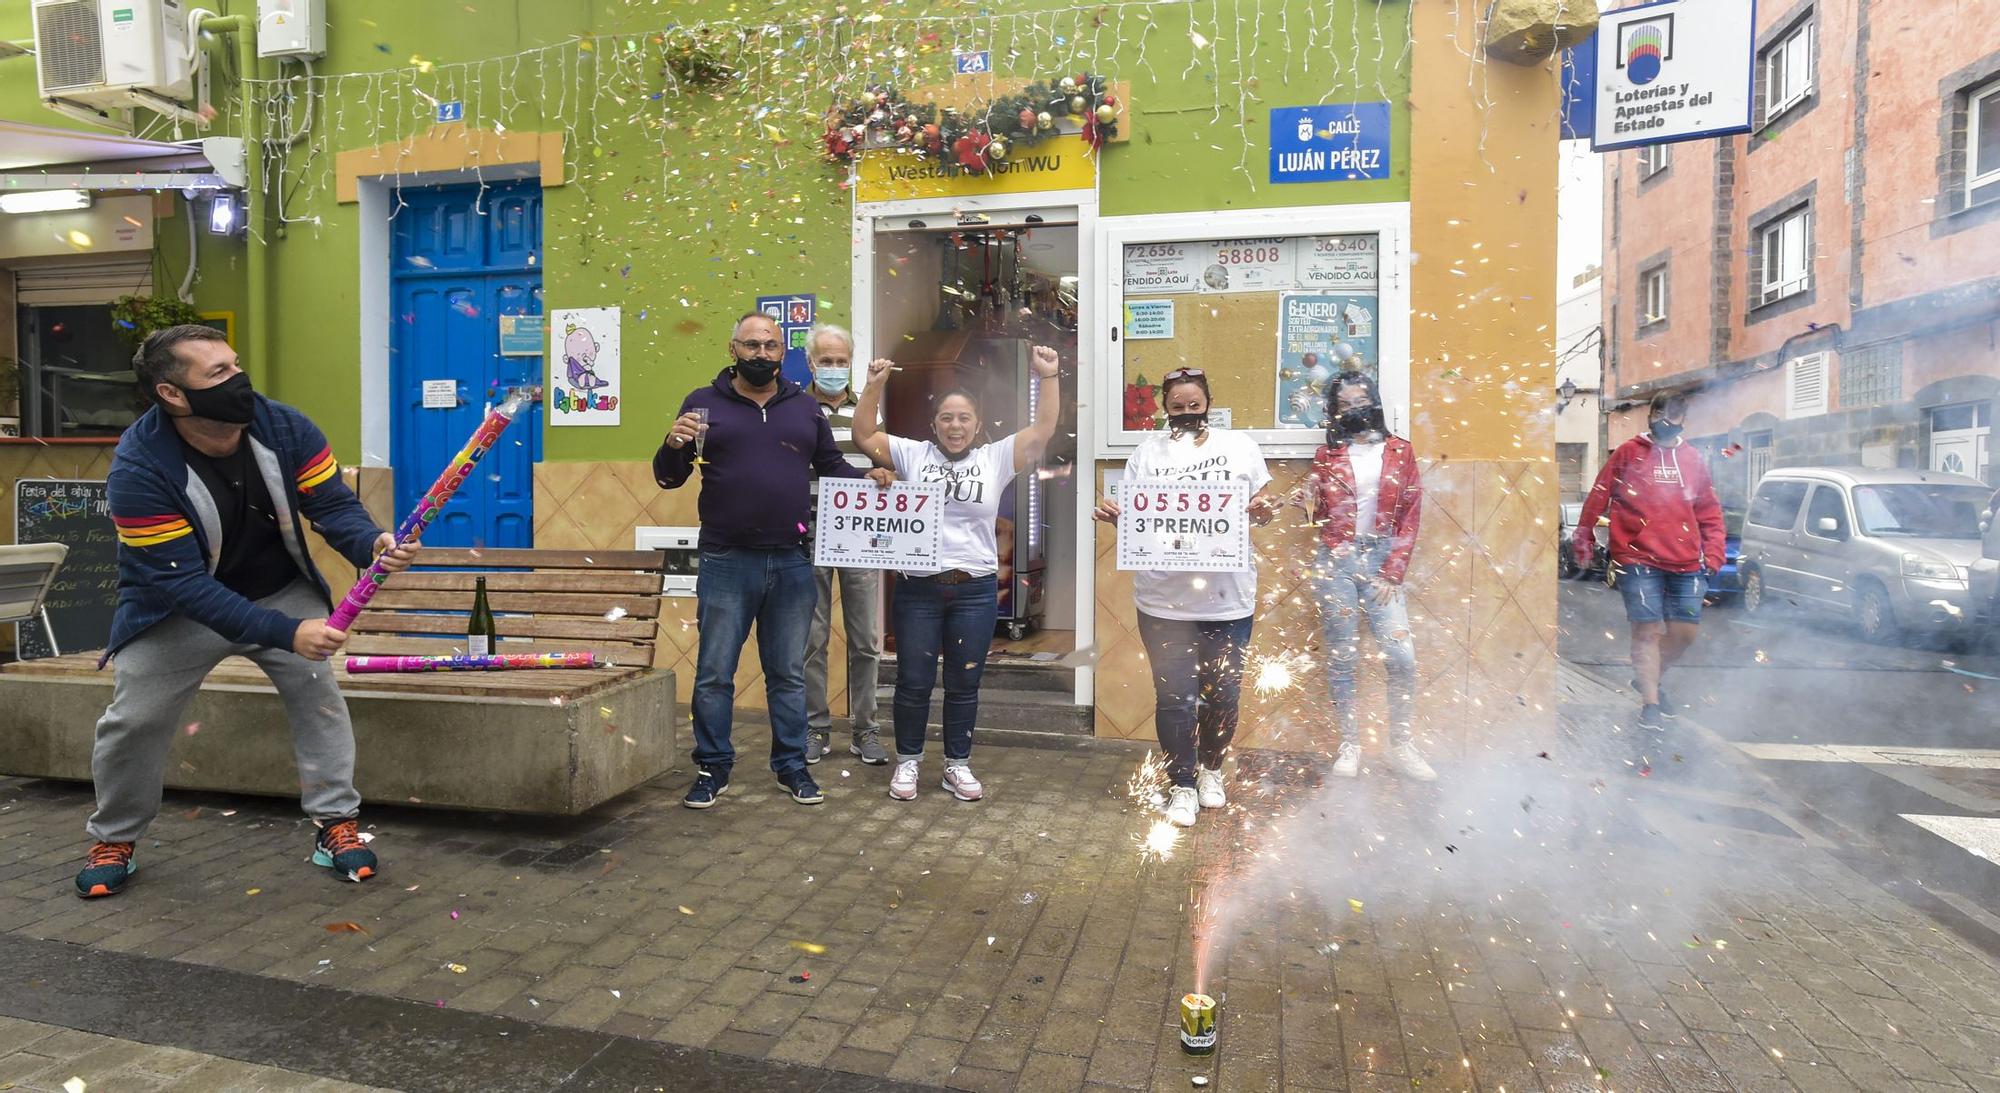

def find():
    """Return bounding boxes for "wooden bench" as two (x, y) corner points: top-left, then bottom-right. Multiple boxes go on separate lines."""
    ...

(0, 548), (677, 815)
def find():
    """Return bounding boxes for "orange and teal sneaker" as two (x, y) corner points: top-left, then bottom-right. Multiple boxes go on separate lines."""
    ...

(312, 818), (377, 883)
(75, 841), (135, 898)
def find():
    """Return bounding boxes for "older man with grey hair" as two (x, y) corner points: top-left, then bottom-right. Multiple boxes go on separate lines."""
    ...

(803, 323), (889, 764)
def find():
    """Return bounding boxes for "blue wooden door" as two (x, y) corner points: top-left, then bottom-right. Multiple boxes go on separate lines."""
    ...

(390, 181), (543, 548)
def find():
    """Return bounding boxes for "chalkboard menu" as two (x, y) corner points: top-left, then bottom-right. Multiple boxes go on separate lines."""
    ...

(14, 480), (117, 659)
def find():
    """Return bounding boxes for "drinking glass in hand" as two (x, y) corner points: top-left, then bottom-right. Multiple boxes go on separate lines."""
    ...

(691, 407), (710, 466)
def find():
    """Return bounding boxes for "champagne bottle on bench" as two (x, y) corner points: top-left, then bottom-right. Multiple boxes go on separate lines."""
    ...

(468, 576), (497, 656)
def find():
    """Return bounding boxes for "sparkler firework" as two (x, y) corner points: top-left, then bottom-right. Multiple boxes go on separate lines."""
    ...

(344, 652), (601, 674)
(327, 387), (539, 632)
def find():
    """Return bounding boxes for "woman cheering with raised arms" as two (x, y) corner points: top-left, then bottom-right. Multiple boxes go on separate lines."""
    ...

(851, 347), (1063, 802)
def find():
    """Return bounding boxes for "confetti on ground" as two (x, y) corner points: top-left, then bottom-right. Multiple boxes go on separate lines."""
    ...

(1348, 899), (1365, 913)
(323, 921), (369, 934)
(64, 1078), (85, 1093)
(788, 940), (827, 954)
(447, 963), (468, 974)
(246, 888), (261, 896)
(677, 905), (696, 915)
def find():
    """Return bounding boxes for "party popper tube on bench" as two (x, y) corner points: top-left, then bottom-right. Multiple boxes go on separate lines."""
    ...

(344, 652), (602, 674)
(326, 386), (539, 633)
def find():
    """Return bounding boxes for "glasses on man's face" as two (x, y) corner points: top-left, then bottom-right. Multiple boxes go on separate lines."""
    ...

(1162, 368), (1205, 381)
(734, 339), (783, 353)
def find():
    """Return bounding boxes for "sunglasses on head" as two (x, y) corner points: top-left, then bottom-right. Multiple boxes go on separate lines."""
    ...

(1161, 368), (1205, 381)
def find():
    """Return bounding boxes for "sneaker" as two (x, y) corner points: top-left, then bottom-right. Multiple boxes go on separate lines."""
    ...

(942, 763), (984, 802)
(889, 758), (921, 801)
(805, 729), (830, 764)
(683, 769), (730, 809)
(1632, 679), (1678, 719)
(75, 841), (135, 899)
(850, 727), (890, 765)
(1332, 742), (1361, 778)
(1195, 766), (1227, 809)
(1386, 742), (1437, 782)
(312, 818), (377, 882)
(780, 769), (825, 805)
(1637, 703), (1665, 731)
(1165, 787), (1200, 828)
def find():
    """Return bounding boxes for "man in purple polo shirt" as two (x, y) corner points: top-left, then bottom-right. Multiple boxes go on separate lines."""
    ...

(656, 313), (893, 810)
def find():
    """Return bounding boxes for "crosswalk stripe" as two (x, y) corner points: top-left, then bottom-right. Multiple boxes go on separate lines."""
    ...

(1733, 743), (2000, 769)
(1900, 815), (2000, 862)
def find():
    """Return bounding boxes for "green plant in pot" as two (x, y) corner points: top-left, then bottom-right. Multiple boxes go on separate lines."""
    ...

(109, 295), (204, 350)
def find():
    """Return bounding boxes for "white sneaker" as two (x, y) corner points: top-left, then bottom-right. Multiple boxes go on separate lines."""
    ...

(1332, 742), (1361, 778)
(1195, 766), (1227, 809)
(889, 759), (920, 801)
(942, 763), (983, 801)
(1387, 741), (1437, 782)
(1165, 786), (1200, 827)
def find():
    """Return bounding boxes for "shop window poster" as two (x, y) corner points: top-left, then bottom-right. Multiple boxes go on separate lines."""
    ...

(549, 306), (621, 425)
(1276, 292), (1377, 428)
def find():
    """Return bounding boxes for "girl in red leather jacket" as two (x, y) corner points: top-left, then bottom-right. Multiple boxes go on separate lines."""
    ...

(1302, 370), (1434, 782)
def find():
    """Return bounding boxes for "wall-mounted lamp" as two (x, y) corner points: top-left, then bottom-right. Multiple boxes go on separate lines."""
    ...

(1556, 376), (1579, 414)
(209, 192), (242, 235)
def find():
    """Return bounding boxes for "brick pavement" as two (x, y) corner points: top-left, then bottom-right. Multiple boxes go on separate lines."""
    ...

(2, 669), (1999, 1091)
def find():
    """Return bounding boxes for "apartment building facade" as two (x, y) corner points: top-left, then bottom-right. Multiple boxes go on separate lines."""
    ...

(1602, 0), (2000, 509)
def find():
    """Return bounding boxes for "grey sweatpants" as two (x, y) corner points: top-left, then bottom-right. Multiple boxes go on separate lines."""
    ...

(805, 564), (881, 735)
(87, 580), (360, 843)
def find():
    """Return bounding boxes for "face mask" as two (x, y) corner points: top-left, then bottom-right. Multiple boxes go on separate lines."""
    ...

(177, 372), (255, 425)
(734, 356), (780, 386)
(1167, 411), (1208, 436)
(1650, 419), (1684, 443)
(813, 367), (850, 395)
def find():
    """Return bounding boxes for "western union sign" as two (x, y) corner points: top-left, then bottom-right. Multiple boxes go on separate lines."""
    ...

(854, 133), (1099, 203)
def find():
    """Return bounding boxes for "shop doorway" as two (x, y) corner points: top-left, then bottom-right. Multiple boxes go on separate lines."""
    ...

(1929, 402), (1991, 485)
(862, 207), (1082, 664)
(387, 180), (544, 547)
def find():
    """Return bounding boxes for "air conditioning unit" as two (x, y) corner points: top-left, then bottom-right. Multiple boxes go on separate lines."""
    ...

(33, 0), (194, 114)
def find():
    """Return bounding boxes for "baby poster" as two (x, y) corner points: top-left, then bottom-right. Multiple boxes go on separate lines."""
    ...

(548, 306), (621, 426)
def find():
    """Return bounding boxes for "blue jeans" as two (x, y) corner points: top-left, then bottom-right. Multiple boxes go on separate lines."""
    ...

(891, 573), (998, 761)
(691, 545), (816, 776)
(1312, 542), (1417, 744)
(1134, 611), (1253, 788)
(1617, 563), (1707, 624)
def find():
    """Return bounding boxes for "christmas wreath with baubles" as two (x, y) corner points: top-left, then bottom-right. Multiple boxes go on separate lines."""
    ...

(822, 72), (1119, 174)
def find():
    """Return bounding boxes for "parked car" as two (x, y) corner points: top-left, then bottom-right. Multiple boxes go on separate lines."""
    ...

(1738, 466), (1991, 642)
(1973, 487), (2000, 630)
(1559, 501), (1608, 580)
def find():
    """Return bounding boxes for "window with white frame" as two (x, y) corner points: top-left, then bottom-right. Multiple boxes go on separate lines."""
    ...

(1969, 78), (2000, 209)
(1758, 207), (1812, 306)
(1640, 266), (1669, 326)
(1786, 353), (1828, 418)
(1638, 143), (1671, 180)
(1099, 206), (1411, 457)
(1762, 18), (1814, 121)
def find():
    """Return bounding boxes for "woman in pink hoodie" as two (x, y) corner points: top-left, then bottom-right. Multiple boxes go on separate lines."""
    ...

(1303, 371), (1435, 782)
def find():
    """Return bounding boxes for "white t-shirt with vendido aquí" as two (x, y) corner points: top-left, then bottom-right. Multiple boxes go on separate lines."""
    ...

(1122, 427), (1272, 621)
(888, 433), (1019, 577)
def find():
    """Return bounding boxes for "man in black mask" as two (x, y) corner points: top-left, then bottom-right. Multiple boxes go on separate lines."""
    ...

(656, 313), (893, 811)
(75, 325), (420, 899)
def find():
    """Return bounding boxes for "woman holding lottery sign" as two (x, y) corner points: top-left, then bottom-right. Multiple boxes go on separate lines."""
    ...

(1299, 370), (1434, 783)
(851, 347), (1062, 803)
(1093, 370), (1281, 828)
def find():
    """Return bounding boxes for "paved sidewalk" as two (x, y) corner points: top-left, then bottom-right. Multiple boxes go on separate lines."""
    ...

(1, 674), (1998, 1091)
(0, 1015), (391, 1092)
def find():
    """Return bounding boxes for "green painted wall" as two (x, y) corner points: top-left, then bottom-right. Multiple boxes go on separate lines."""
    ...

(4, 0), (1410, 465)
